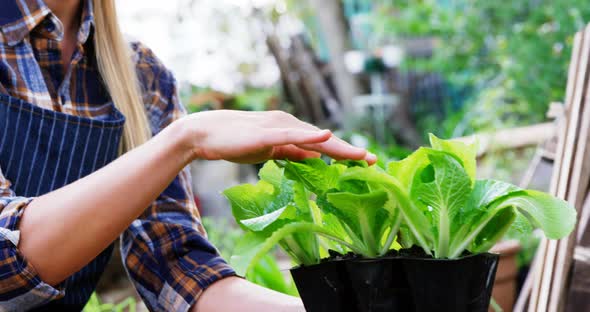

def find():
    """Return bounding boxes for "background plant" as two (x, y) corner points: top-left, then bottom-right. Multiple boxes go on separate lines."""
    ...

(372, 0), (590, 135)
(202, 217), (298, 296)
(83, 294), (137, 312)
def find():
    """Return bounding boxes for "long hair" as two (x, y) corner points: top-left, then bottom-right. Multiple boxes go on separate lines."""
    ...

(92, 0), (151, 153)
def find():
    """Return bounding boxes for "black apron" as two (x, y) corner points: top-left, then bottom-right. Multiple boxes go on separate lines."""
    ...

(0, 93), (125, 310)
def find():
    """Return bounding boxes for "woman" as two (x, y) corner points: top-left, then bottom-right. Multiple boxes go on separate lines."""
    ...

(0, 0), (375, 311)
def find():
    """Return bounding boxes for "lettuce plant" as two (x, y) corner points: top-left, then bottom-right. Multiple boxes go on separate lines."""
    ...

(278, 159), (404, 258)
(223, 135), (577, 275)
(341, 134), (576, 258)
(223, 161), (362, 274)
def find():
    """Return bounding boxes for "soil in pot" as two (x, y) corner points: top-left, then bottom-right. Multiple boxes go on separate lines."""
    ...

(344, 257), (413, 312)
(290, 253), (358, 312)
(401, 249), (500, 312)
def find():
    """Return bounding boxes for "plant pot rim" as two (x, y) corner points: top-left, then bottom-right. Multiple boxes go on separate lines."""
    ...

(391, 251), (499, 262)
(291, 250), (500, 270)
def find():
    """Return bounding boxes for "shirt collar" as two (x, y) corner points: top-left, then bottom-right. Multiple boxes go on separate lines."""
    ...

(0, 0), (95, 47)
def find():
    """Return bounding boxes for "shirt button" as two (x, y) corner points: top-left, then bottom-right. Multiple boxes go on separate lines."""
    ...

(44, 20), (55, 32)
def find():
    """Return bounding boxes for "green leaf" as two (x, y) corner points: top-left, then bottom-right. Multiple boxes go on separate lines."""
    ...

(246, 254), (298, 296)
(339, 167), (434, 255)
(428, 134), (478, 184)
(230, 232), (268, 276)
(387, 147), (431, 188)
(398, 224), (418, 249)
(451, 179), (521, 250)
(412, 151), (472, 258)
(470, 207), (517, 253)
(230, 222), (363, 275)
(224, 161), (320, 265)
(492, 190), (576, 240)
(259, 160), (284, 188)
(224, 161), (310, 231)
(320, 212), (352, 254)
(278, 159), (345, 195)
(240, 205), (297, 231)
(326, 191), (390, 257)
(449, 187), (577, 258)
(466, 180), (521, 210)
(224, 181), (284, 224)
(332, 159), (369, 168)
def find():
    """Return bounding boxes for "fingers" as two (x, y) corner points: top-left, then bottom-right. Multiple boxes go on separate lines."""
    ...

(297, 137), (377, 165)
(365, 152), (378, 165)
(257, 111), (377, 164)
(260, 128), (332, 146)
(270, 145), (322, 161)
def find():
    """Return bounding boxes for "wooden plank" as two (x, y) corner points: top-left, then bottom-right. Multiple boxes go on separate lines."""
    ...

(577, 189), (590, 242)
(515, 253), (537, 311)
(529, 239), (549, 312)
(527, 29), (585, 311)
(566, 194), (590, 311)
(570, 109), (590, 209)
(579, 193), (590, 247)
(549, 24), (590, 312)
(519, 149), (544, 188)
(454, 122), (555, 157)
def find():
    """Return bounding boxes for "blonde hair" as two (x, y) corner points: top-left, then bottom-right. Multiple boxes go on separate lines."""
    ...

(92, 0), (151, 153)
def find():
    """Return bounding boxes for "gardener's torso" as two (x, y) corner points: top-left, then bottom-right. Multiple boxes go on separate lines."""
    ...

(0, 0), (169, 310)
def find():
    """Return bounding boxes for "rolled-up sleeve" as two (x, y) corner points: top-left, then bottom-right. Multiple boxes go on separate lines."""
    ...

(122, 42), (235, 312)
(0, 170), (64, 309)
(121, 168), (235, 312)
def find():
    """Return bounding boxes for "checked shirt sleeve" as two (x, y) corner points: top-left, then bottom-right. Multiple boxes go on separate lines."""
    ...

(121, 42), (236, 312)
(0, 168), (64, 309)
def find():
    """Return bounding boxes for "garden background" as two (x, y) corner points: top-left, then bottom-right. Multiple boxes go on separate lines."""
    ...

(86, 0), (590, 310)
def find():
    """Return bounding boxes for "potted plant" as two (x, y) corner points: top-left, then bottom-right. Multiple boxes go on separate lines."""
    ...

(223, 135), (576, 312)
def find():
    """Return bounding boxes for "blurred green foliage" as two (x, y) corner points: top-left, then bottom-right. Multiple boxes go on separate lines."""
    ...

(83, 294), (136, 312)
(182, 86), (281, 114)
(372, 0), (590, 133)
(202, 217), (299, 296)
(343, 131), (411, 168)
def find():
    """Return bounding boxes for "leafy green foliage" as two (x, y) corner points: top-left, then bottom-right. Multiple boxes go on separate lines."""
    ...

(224, 135), (576, 275)
(390, 135), (576, 258)
(83, 293), (136, 312)
(223, 161), (320, 270)
(201, 217), (298, 296)
(326, 191), (389, 256)
(372, 1), (590, 134)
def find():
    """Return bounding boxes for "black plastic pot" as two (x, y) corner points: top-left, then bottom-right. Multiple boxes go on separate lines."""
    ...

(344, 258), (413, 312)
(402, 252), (499, 312)
(291, 250), (498, 312)
(290, 259), (357, 312)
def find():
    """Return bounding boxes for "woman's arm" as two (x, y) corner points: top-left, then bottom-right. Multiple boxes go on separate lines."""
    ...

(194, 277), (304, 312)
(18, 110), (374, 286)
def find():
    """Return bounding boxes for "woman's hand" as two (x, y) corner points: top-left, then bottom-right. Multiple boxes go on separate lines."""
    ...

(177, 110), (376, 164)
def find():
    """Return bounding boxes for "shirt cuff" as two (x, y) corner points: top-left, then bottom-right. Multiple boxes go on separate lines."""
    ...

(157, 254), (236, 312)
(0, 196), (65, 308)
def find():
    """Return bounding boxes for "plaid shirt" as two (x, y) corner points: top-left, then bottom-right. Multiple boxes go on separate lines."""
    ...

(0, 0), (235, 310)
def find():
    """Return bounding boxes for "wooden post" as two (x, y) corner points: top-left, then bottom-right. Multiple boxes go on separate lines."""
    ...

(547, 24), (590, 312)
(307, 0), (361, 117)
(520, 26), (587, 312)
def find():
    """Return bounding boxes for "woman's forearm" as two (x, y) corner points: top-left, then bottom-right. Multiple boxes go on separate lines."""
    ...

(194, 277), (304, 312)
(16, 110), (373, 287)
(18, 120), (194, 285)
